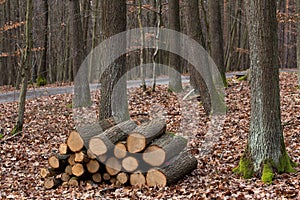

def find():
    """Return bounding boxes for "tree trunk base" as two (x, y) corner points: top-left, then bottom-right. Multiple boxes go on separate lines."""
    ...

(233, 149), (297, 184)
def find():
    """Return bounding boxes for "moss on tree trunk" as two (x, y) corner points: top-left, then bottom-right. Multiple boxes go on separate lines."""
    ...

(233, 145), (296, 184)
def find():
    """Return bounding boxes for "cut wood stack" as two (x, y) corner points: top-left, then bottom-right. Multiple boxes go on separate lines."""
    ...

(41, 118), (197, 189)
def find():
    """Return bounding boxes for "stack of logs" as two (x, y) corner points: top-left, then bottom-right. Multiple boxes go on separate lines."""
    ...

(41, 118), (197, 189)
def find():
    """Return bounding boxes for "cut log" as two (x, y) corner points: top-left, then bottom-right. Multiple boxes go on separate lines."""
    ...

(74, 151), (88, 163)
(87, 149), (97, 159)
(59, 143), (69, 155)
(68, 177), (79, 187)
(67, 131), (84, 152)
(76, 124), (104, 147)
(65, 165), (73, 175)
(62, 181), (68, 188)
(143, 133), (187, 166)
(40, 168), (58, 179)
(92, 173), (102, 183)
(110, 177), (117, 185)
(102, 173), (111, 181)
(89, 120), (137, 156)
(72, 163), (85, 177)
(127, 118), (166, 153)
(114, 142), (127, 159)
(86, 180), (93, 190)
(130, 171), (145, 187)
(97, 154), (107, 163)
(48, 154), (69, 169)
(122, 156), (139, 172)
(116, 172), (129, 184)
(105, 157), (122, 176)
(146, 151), (197, 187)
(68, 154), (76, 166)
(44, 177), (62, 189)
(61, 173), (70, 182)
(86, 159), (100, 173)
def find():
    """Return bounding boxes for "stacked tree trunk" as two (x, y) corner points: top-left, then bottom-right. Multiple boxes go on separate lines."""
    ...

(41, 118), (197, 189)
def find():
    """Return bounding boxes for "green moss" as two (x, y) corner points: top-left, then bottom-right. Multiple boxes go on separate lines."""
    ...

(277, 150), (297, 173)
(11, 125), (22, 135)
(36, 76), (47, 87)
(233, 155), (254, 179)
(0, 134), (3, 139)
(237, 75), (248, 81)
(261, 162), (274, 184)
(66, 103), (73, 109)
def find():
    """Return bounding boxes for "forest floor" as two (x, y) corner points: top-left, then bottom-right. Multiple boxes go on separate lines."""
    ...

(0, 72), (300, 199)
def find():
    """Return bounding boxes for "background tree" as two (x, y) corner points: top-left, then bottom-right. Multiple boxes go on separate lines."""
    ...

(99, 0), (129, 122)
(69, 0), (91, 108)
(233, 0), (296, 183)
(208, 0), (226, 85)
(297, 0), (300, 86)
(12, 0), (33, 134)
(36, 0), (48, 86)
(185, 0), (211, 115)
(168, 0), (182, 93)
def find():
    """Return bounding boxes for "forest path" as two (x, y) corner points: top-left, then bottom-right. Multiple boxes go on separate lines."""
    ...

(0, 69), (296, 103)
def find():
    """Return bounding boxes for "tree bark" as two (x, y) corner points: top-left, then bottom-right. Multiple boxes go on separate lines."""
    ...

(69, 0), (91, 108)
(234, 0), (296, 184)
(185, 0), (211, 115)
(37, 0), (48, 84)
(126, 118), (166, 153)
(99, 0), (129, 123)
(208, 0), (226, 86)
(89, 120), (137, 156)
(12, 0), (33, 134)
(142, 132), (187, 167)
(146, 151), (197, 187)
(168, 0), (182, 92)
(297, 0), (300, 86)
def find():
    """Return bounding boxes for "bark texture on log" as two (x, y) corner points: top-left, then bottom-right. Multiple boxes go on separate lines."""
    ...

(105, 157), (122, 176)
(89, 120), (137, 156)
(146, 151), (197, 187)
(127, 118), (166, 153)
(143, 132), (187, 166)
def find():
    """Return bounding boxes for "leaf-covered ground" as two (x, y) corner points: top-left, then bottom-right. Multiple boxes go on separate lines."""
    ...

(0, 72), (299, 199)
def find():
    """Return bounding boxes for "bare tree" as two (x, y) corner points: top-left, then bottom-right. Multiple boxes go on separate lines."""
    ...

(168, 0), (182, 93)
(69, 0), (91, 108)
(37, 0), (48, 86)
(208, 0), (226, 86)
(185, 0), (211, 115)
(12, 0), (33, 134)
(297, 0), (300, 86)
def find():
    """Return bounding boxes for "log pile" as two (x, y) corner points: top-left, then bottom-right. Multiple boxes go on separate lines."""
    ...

(41, 118), (197, 189)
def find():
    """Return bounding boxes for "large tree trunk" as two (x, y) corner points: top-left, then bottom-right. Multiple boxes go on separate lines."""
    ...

(234, 0), (296, 184)
(99, 0), (129, 123)
(168, 0), (182, 93)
